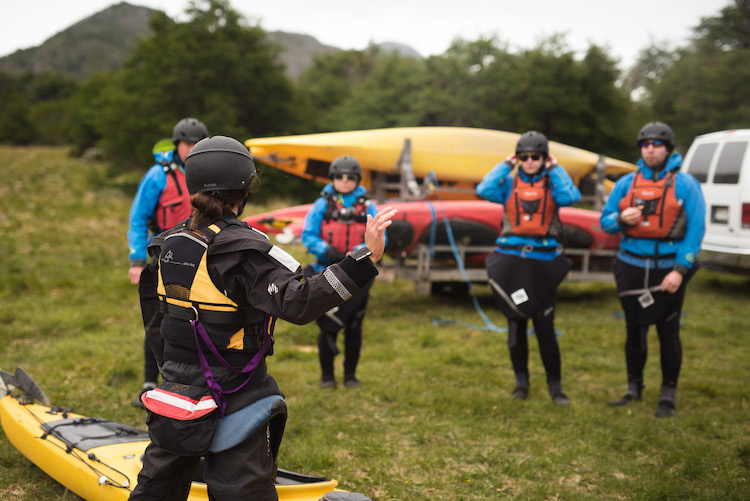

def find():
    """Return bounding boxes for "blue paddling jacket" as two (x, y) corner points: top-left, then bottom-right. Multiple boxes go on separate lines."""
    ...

(600, 152), (705, 273)
(477, 160), (581, 260)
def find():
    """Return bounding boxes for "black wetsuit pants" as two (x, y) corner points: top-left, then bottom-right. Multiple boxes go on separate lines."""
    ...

(507, 305), (561, 384)
(614, 259), (695, 389)
(129, 423), (277, 501)
(316, 281), (372, 381)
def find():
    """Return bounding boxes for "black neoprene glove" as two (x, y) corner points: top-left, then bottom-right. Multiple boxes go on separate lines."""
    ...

(325, 246), (346, 264)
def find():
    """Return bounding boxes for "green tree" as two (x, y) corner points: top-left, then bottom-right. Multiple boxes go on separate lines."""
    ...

(294, 46), (384, 132)
(694, 0), (750, 50)
(24, 72), (79, 145)
(647, 0), (750, 148)
(88, 0), (293, 166)
(325, 51), (428, 130)
(416, 37), (510, 127)
(0, 72), (35, 144)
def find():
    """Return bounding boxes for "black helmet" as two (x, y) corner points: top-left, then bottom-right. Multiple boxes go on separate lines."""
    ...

(637, 122), (674, 150)
(185, 136), (256, 195)
(329, 155), (362, 179)
(172, 117), (209, 145)
(516, 131), (548, 156)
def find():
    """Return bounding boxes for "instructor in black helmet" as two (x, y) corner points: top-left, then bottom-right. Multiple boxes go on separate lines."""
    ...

(130, 136), (396, 500)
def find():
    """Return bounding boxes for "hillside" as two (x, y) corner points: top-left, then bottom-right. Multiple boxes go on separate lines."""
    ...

(0, 2), (420, 81)
(0, 2), (155, 81)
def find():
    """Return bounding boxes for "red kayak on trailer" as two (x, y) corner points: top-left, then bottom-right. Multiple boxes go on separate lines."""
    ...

(244, 200), (620, 261)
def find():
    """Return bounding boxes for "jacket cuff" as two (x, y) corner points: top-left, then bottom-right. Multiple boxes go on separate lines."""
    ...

(130, 259), (147, 267)
(337, 253), (378, 289)
(673, 264), (689, 276)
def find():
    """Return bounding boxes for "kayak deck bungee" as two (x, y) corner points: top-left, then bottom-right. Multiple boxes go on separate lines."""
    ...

(0, 367), (366, 501)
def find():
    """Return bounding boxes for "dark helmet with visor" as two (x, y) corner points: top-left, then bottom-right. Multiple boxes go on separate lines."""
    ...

(516, 131), (548, 156)
(172, 118), (209, 145)
(185, 136), (256, 195)
(637, 122), (674, 151)
(329, 155), (362, 180)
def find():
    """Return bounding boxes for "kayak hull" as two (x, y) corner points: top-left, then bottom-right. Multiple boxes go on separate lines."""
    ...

(245, 127), (636, 194)
(244, 200), (621, 259)
(0, 393), (344, 501)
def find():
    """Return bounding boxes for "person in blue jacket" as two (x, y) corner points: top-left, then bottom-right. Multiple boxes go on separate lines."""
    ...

(477, 131), (581, 406)
(301, 156), (382, 389)
(601, 121), (705, 418)
(127, 117), (208, 408)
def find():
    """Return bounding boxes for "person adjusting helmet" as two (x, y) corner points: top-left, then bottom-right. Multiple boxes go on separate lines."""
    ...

(477, 130), (581, 407)
(172, 117), (209, 146)
(130, 135), (396, 501)
(127, 117), (209, 410)
(515, 131), (549, 157)
(302, 154), (382, 389)
(601, 121), (705, 418)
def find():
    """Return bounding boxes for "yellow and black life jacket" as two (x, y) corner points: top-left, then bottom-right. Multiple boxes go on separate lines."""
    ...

(501, 173), (560, 238)
(618, 171), (686, 240)
(157, 219), (272, 355)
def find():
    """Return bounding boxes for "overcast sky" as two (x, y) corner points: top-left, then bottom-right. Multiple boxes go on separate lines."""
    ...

(0, 0), (733, 69)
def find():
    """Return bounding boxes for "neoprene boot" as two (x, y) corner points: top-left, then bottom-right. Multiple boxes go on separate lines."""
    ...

(654, 385), (677, 418)
(609, 380), (643, 407)
(511, 372), (529, 400)
(548, 379), (570, 407)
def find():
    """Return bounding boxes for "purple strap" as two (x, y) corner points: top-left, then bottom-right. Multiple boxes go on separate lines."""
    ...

(191, 314), (276, 417)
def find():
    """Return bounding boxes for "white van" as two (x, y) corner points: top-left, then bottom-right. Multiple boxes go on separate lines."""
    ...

(681, 129), (750, 274)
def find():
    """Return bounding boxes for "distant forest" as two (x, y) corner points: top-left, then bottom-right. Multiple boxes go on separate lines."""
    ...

(1, 0), (748, 200)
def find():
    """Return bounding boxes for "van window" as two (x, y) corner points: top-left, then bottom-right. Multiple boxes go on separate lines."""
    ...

(684, 142), (717, 183)
(712, 142), (747, 184)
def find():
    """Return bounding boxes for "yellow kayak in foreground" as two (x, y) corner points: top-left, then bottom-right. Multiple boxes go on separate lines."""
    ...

(0, 368), (366, 501)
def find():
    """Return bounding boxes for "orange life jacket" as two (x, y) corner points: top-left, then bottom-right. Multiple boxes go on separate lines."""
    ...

(502, 174), (559, 238)
(319, 193), (369, 253)
(618, 171), (686, 240)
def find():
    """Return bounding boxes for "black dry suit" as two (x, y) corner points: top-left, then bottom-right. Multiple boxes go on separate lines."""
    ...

(134, 212), (379, 500)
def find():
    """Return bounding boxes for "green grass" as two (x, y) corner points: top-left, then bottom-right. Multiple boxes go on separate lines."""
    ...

(1, 145), (749, 500)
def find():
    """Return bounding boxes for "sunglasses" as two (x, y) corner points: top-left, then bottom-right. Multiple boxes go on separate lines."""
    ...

(332, 173), (358, 181)
(639, 139), (665, 148)
(518, 154), (542, 162)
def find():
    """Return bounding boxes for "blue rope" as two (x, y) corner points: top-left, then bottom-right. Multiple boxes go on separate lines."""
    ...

(428, 201), (437, 258)
(426, 200), (504, 333)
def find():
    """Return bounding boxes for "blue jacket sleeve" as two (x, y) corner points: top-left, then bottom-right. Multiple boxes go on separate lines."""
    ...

(674, 173), (706, 270)
(476, 161), (513, 203)
(128, 165), (167, 264)
(548, 165), (581, 207)
(301, 197), (331, 262)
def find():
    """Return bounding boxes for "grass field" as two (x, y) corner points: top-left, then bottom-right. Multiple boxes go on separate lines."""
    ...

(0, 145), (748, 500)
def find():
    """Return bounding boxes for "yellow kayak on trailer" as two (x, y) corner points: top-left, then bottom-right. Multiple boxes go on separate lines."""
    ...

(245, 126), (636, 193)
(0, 368), (365, 501)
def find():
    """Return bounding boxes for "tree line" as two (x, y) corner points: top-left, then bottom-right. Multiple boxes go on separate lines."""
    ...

(1, 0), (749, 201)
